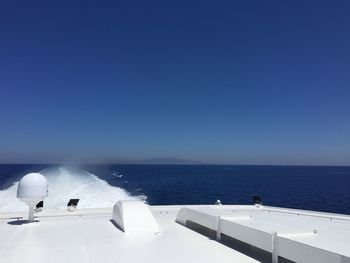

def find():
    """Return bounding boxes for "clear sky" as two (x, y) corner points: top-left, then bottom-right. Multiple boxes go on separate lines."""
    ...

(0, 0), (349, 165)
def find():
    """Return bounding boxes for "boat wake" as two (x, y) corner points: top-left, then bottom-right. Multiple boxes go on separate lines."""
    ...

(0, 167), (139, 212)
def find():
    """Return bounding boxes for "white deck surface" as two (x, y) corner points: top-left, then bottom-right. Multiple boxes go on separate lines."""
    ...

(0, 205), (258, 263)
(224, 212), (350, 257)
(176, 205), (350, 258)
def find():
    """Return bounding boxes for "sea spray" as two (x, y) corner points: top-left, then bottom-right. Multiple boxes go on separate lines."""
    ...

(0, 166), (138, 212)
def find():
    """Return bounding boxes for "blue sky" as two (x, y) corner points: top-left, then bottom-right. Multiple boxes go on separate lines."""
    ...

(0, 0), (349, 165)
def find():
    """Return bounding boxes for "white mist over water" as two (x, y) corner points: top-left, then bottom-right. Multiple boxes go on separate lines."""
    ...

(0, 167), (138, 212)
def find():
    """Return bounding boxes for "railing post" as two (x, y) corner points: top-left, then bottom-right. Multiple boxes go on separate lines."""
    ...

(216, 216), (221, 241)
(272, 231), (278, 263)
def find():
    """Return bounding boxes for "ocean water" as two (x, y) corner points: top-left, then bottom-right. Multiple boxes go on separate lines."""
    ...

(0, 164), (349, 214)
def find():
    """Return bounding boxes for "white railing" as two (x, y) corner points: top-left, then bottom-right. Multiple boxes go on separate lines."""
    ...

(176, 207), (350, 263)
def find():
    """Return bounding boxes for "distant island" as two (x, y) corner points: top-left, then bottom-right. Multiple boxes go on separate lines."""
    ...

(137, 157), (203, 165)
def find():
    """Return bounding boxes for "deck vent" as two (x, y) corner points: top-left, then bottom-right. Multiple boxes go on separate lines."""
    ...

(112, 200), (159, 233)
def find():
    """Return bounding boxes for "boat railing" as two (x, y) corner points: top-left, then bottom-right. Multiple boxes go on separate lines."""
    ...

(224, 207), (350, 222)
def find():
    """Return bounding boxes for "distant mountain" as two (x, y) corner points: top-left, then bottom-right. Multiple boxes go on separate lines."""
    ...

(137, 157), (203, 165)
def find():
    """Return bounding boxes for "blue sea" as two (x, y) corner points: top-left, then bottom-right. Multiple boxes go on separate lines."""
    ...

(0, 164), (349, 214)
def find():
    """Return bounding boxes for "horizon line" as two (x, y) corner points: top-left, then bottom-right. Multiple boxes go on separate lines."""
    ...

(0, 162), (349, 167)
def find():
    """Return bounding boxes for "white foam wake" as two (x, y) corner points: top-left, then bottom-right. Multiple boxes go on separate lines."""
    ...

(0, 167), (138, 212)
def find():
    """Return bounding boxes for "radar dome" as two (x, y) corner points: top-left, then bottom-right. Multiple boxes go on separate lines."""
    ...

(17, 173), (48, 222)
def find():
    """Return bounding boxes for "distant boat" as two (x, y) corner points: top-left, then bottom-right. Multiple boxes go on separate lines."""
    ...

(112, 171), (124, 178)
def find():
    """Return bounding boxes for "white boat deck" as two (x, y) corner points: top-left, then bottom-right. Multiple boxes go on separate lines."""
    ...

(1, 204), (350, 263)
(175, 205), (350, 262)
(178, 206), (350, 256)
(0, 205), (258, 263)
(225, 211), (350, 256)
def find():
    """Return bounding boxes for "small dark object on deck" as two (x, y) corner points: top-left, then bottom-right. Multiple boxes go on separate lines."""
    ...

(252, 196), (263, 205)
(36, 201), (44, 209)
(67, 199), (79, 207)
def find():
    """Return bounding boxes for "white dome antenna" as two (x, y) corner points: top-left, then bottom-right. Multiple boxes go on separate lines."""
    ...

(17, 173), (48, 222)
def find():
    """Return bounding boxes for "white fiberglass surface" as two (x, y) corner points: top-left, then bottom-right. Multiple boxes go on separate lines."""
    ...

(225, 212), (350, 256)
(0, 209), (258, 263)
(181, 206), (350, 256)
